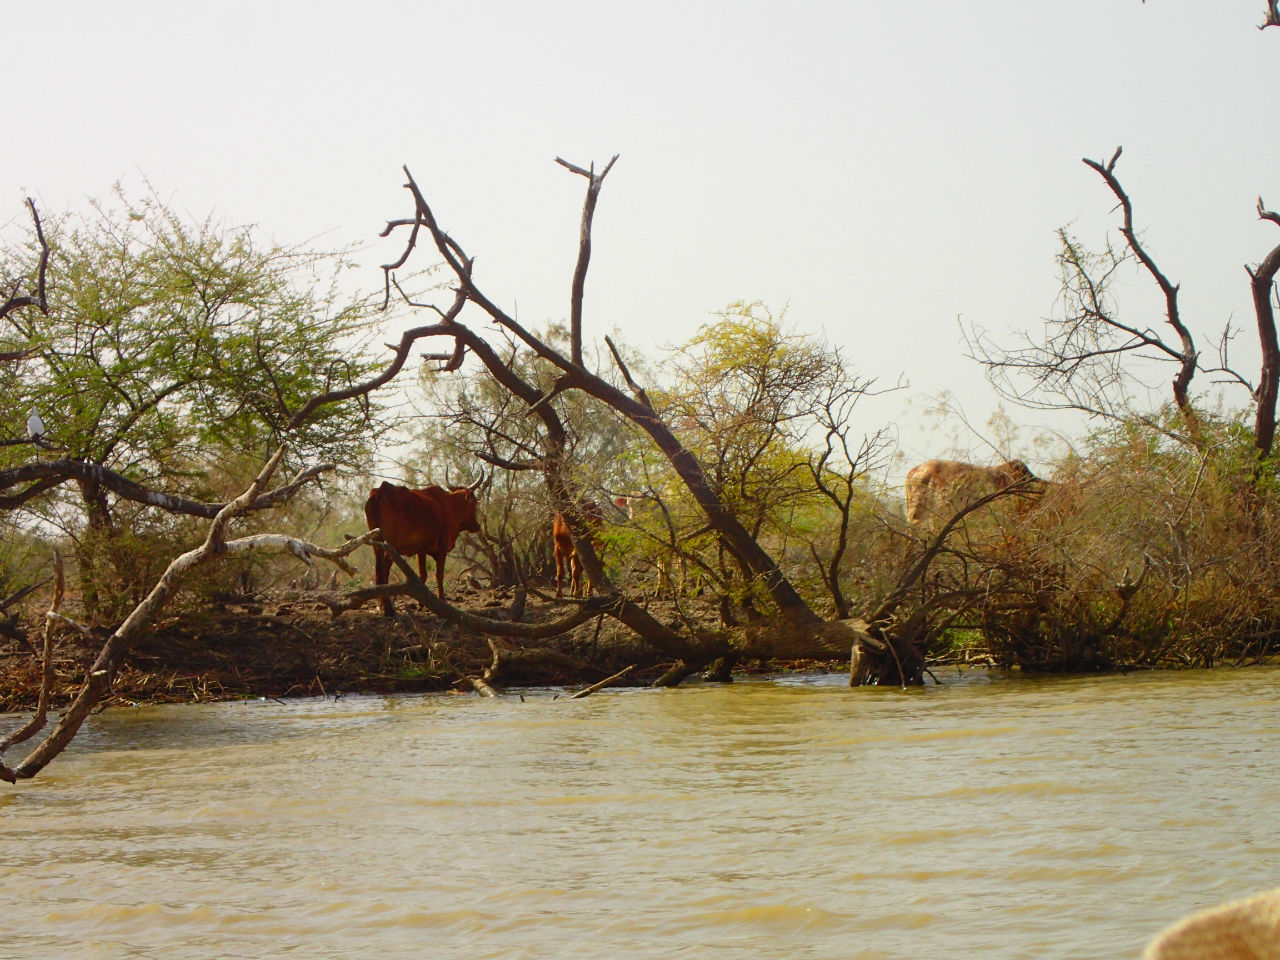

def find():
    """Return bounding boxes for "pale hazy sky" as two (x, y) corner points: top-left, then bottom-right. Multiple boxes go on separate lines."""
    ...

(5, 2), (1279, 472)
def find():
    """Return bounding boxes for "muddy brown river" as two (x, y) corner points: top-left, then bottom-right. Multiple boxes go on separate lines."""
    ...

(2, 666), (1277, 958)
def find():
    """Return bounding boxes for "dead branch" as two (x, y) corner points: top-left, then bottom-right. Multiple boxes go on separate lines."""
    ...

(319, 581), (413, 615)
(466, 639), (503, 696)
(569, 664), (635, 698)
(470, 676), (499, 697)
(0, 577), (51, 614)
(286, 290), (468, 432)
(604, 334), (656, 411)
(556, 154), (619, 366)
(379, 542), (622, 639)
(870, 480), (1044, 626)
(1083, 147), (1198, 417)
(0, 198), (50, 324)
(218, 529), (379, 576)
(379, 213), (424, 309)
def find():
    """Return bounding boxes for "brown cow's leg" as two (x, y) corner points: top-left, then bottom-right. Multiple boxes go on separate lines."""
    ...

(434, 552), (447, 601)
(422, 555), (442, 609)
(375, 547), (396, 617)
(571, 552), (584, 597)
(554, 546), (567, 598)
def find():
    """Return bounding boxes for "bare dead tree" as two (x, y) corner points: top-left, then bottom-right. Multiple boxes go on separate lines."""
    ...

(378, 159), (914, 679)
(967, 147), (1202, 437)
(973, 145), (1280, 464)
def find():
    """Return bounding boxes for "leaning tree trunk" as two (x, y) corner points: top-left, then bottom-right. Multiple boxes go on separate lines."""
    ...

(382, 159), (921, 683)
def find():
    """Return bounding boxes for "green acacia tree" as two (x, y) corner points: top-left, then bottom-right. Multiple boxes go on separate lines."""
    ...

(659, 302), (890, 614)
(0, 188), (388, 611)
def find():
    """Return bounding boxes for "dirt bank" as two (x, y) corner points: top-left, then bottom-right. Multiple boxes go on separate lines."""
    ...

(2, 585), (824, 711)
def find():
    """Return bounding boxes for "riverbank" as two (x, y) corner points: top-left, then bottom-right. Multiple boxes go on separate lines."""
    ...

(0, 586), (847, 711)
(0, 587), (629, 710)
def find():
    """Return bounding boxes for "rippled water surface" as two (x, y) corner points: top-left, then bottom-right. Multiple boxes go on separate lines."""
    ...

(3, 666), (1279, 959)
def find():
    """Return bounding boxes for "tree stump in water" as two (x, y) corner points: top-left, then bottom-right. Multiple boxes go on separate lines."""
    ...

(813, 618), (925, 687)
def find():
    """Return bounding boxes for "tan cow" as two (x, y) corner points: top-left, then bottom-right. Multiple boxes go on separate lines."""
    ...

(904, 459), (1042, 525)
(1144, 887), (1280, 959)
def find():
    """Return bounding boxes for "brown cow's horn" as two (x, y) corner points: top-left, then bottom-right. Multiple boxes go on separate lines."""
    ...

(467, 469), (486, 492)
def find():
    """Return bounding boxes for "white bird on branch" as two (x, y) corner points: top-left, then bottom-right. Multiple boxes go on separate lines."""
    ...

(26, 407), (45, 444)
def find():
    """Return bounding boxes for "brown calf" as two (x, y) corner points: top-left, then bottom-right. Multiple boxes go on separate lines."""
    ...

(553, 499), (606, 598)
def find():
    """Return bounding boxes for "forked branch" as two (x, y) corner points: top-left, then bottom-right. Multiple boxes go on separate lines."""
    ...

(1083, 147), (1198, 418)
(556, 154), (619, 367)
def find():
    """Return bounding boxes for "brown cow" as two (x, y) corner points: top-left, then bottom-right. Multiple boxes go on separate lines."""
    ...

(904, 458), (1041, 525)
(553, 499), (607, 598)
(364, 474), (483, 616)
